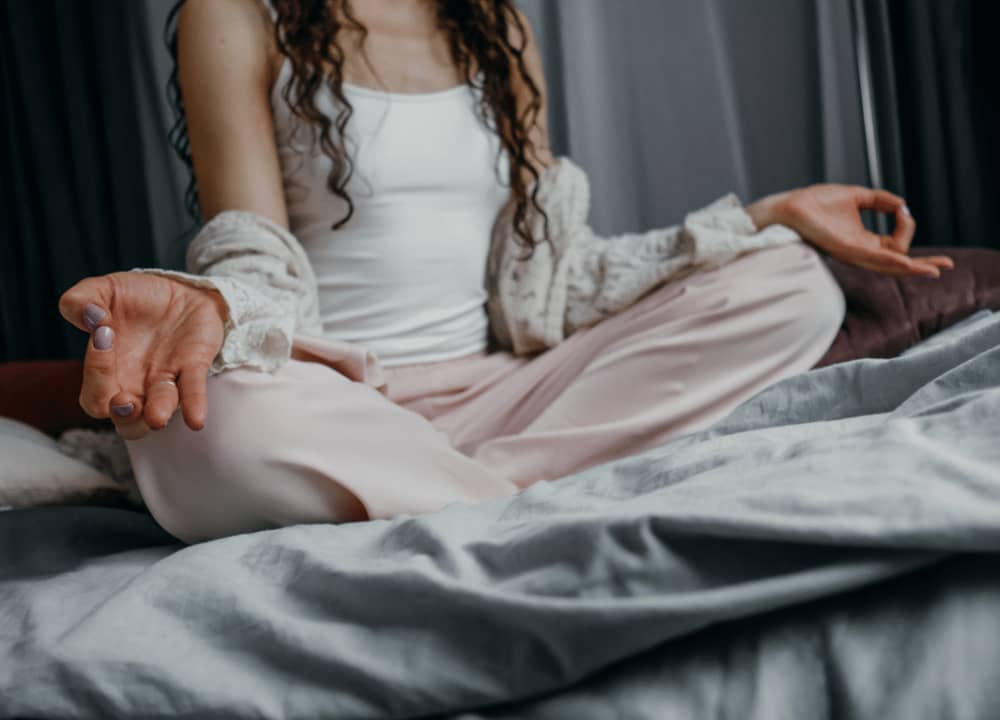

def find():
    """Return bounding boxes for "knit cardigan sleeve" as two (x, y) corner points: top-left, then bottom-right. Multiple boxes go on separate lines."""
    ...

(127, 211), (322, 375)
(485, 156), (804, 355)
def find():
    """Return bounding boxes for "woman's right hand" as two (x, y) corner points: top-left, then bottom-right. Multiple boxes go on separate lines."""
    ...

(58, 272), (228, 440)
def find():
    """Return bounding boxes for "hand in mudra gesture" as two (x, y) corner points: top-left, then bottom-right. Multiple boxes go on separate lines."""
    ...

(58, 272), (228, 440)
(750, 184), (955, 278)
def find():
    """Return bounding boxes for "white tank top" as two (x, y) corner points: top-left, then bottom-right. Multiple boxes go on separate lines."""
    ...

(266, 43), (512, 366)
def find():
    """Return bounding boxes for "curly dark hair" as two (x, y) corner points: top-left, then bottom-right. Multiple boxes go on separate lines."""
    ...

(164, 0), (551, 256)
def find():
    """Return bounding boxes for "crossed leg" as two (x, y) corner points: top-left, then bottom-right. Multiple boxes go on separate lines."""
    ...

(125, 242), (845, 543)
(407, 241), (847, 489)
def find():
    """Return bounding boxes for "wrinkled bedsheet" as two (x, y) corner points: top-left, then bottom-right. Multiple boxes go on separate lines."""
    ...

(1, 311), (999, 719)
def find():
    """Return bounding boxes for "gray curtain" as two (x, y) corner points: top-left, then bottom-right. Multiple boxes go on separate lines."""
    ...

(0, 0), (161, 363)
(863, 0), (999, 249)
(517, 0), (871, 236)
(135, 0), (193, 271)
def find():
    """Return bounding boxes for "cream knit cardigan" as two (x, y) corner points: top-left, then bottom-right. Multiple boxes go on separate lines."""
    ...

(130, 156), (802, 374)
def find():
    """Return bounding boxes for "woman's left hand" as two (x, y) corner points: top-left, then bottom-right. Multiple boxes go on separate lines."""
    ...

(748, 184), (954, 278)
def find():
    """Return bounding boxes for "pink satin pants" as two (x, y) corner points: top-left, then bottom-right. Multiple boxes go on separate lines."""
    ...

(125, 243), (846, 543)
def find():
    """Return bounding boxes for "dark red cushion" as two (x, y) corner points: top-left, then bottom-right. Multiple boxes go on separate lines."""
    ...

(0, 359), (113, 437)
(813, 246), (1000, 368)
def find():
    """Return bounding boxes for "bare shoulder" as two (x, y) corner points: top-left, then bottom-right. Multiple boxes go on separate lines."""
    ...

(178, 0), (273, 36)
(177, 0), (279, 90)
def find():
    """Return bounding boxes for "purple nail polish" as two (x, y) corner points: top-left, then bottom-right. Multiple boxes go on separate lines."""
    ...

(83, 303), (106, 331)
(93, 325), (113, 350)
(112, 402), (134, 417)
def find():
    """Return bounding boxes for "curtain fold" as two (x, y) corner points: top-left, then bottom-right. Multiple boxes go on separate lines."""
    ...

(865, 0), (999, 249)
(855, 0), (906, 200)
(517, 0), (871, 237)
(134, 0), (195, 272)
(0, 0), (159, 363)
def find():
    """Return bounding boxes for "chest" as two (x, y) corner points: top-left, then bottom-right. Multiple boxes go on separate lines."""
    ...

(271, 72), (510, 226)
(267, 2), (469, 95)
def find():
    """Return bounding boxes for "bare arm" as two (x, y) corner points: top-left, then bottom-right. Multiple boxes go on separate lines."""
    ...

(508, 7), (555, 184)
(178, 0), (288, 226)
(57, 0), (295, 438)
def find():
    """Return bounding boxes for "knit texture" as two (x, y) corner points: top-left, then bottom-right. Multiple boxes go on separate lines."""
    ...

(485, 157), (804, 354)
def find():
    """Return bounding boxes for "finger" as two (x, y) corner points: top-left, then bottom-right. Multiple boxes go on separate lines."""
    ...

(873, 257), (941, 278)
(913, 254), (955, 270)
(850, 240), (942, 278)
(108, 388), (140, 422)
(879, 243), (955, 277)
(860, 262), (938, 279)
(900, 255), (950, 276)
(58, 276), (114, 333)
(853, 237), (916, 272)
(885, 258), (941, 278)
(177, 364), (210, 431)
(885, 203), (916, 254)
(876, 231), (913, 260)
(855, 187), (903, 213)
(79, 326), (120, 419)
(144, 374), (181, 431)
(855, 189), (915, 254)
(107, 388), (146, 438)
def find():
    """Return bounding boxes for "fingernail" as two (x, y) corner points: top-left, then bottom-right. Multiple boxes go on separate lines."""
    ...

(112, 402), (134, 417)
(93, 325), (113, 350)
(902, 205), (912, 217)
(83, 303), (106, 331)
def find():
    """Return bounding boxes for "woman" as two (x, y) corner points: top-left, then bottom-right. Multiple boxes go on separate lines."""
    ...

(58, 0), (952, 543)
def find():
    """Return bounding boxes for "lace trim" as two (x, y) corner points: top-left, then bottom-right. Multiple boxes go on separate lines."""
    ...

(127, 209), (323, 375)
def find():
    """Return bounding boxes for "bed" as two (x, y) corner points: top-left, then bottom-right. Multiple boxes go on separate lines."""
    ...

(1, 247), (999, 719)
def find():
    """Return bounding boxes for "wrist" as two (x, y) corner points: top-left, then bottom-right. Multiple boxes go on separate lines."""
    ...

(204, 288), (231, 327)
(746, 191), (792, 231)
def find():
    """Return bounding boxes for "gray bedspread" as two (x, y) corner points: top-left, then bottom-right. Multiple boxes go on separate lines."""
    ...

(2, 310), (999, 719)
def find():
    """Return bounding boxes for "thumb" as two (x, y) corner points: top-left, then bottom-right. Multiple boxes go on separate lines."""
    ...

(78, 324), (122, 419)
(59, 275), (115, 333)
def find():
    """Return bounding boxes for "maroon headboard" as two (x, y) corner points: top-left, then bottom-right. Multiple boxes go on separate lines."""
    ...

(814, 246), (1000, 367)
(0, 359), (113, 437)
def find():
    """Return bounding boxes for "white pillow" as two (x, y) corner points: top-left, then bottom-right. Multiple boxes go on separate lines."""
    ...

(0, 417), (124, 509)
